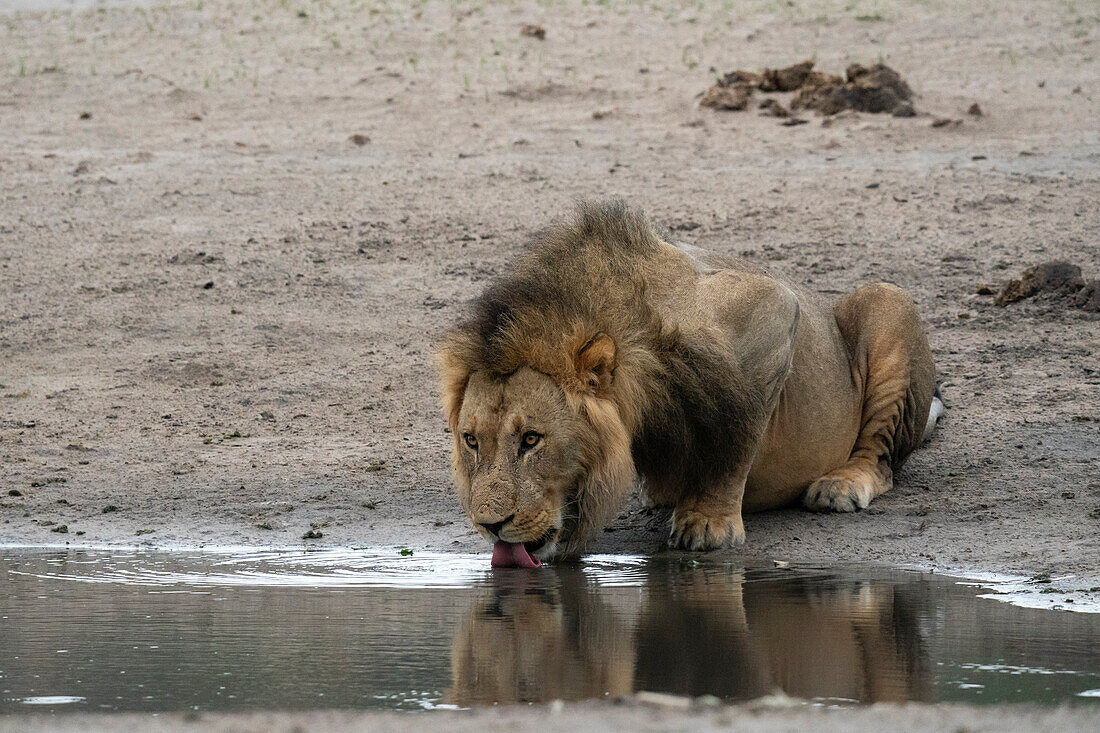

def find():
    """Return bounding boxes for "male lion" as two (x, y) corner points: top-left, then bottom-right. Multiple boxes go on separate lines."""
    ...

(447, 564), (929, 705)
(439, 201), (941, 564)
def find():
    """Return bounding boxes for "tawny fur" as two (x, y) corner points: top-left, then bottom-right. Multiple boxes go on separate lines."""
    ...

(439, 201), (937, 558)
(447, 567), (928, 705)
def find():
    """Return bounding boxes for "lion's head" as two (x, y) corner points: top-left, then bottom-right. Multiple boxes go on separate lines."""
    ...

(440, 331), (636, 561)
(437, 203), (668, 560)
(447, 570), (636, 705)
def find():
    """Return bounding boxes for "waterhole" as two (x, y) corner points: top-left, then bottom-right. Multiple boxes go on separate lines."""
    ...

(2, 549), (1098, 712)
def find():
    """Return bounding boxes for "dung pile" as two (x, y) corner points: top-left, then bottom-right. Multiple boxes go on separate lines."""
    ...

(700, 60), (915, 117)
(994, 261), (1099, 313)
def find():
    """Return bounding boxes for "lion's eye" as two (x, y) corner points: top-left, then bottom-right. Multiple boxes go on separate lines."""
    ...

(463, 433), (478, 450)
(520, 431), (542, 451)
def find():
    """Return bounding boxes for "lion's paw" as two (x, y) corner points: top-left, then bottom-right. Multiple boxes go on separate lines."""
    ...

(802, 473), (874, 513)
(669, 507), (745, 551)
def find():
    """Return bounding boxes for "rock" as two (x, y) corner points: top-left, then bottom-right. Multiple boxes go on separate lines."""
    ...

(348, 134), (370, 146)
(717, 69), (762, 87)
(759, 60), (815, 92)
(520, 23), (546, 40)
(1074, 280), (1100, 312)
(700, 81), (754, 110)
(758, 98), (789, 117)
(996, 261), (1086, 306)
(703, 61), (914, 117)
(303, 528), (323, 539)
(792, 63), (914, 116)
(968, 102), (983, 116)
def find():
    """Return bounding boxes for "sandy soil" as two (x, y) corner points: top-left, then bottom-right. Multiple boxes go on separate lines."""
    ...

(1, 0), (1098, 582)
(3, 702), (1100, 733)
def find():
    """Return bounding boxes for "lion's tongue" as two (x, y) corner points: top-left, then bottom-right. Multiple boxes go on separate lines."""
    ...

(491, 540), (541, 568)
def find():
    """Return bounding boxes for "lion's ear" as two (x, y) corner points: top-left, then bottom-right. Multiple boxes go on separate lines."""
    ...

(574, 333), (616, 393)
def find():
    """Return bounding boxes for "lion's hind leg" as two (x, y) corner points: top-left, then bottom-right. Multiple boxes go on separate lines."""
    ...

(803, 283), (935, 513)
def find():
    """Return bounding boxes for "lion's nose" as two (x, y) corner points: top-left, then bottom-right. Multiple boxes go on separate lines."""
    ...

(478, 515), (514, 538)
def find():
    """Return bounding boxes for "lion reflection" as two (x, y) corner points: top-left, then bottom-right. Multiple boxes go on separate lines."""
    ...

(448, 565), (930, 705)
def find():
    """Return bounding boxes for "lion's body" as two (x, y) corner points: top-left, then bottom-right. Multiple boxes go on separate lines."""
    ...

(643, 242), (935, 514)
(448, 566), (928, 705)
(440, 202), (937, 557)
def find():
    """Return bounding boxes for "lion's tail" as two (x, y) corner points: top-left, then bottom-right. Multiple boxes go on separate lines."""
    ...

(922, 386), (945, 442)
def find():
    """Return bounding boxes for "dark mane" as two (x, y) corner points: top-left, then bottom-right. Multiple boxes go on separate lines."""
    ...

(444, 199), (764, 502)
(456, 200), (661, 372)
(633, 326), (765, 496)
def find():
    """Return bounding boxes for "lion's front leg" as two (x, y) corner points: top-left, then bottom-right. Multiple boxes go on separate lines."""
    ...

(669, 477), (746, 551)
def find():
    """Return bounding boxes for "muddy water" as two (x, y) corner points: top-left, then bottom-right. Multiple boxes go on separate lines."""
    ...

(2, 549), (1098, 713)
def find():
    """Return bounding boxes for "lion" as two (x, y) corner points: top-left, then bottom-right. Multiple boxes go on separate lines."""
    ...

(439, 201), (940, 563)
(447, 562), (930, 705)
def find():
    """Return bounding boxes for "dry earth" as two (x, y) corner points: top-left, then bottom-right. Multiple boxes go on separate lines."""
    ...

(2, 702), (1100, 733)
(1, 0), (1098, 579)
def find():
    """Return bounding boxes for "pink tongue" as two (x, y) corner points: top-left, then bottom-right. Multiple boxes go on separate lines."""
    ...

(491, 540), (541, 568)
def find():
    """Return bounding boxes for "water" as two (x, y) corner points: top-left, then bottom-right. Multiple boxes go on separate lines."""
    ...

(2, 549), (1098, 713)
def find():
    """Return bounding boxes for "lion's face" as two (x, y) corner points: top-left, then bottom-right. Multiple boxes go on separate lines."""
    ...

(451, 367), (583, 559)
(447, 571), (636, 705)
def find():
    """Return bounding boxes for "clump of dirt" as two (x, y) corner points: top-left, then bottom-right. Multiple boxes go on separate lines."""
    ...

(520, 23), (546, 40)
(995, 261), (1098, 311)
(1074, 280), (1100, 312)
(699, 79), (754, 110)
(758, 98), (790, 118)
(701, 60), (916, 117)
(793, 63), (915, 116)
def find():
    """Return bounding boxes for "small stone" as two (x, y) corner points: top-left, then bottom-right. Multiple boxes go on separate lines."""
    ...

(967, 103), (983, 116)
(8, 489), (22, 497)
(520, 23), (546, 40)
(52, 525), (69, 533)
(303, 529), (323, 539)
(348, 134), (370, 146)
(758, 98), (789, 117)
(102, 505), (119, 513)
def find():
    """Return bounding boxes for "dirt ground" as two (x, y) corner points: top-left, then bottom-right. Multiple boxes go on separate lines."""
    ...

(2, 702), (1099, 733)
(1, 1), (1098, 579)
